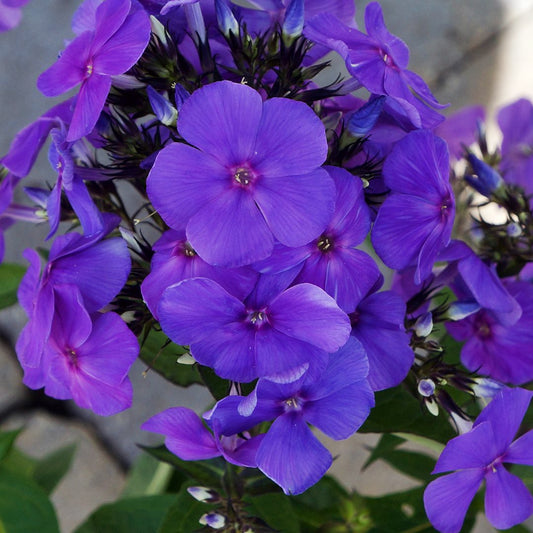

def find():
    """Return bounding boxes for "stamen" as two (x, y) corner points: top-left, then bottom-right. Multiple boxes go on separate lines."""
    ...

(234, 167), (253, 186)
(317, 235), (334, 252)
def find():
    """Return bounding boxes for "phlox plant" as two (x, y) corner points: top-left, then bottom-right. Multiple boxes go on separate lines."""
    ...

(2, 0), (533, 531)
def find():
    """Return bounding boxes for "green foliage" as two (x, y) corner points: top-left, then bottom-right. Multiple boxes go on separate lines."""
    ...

(360, 386), (456, 444)
(0, 263), (26, 310)
(245, 493), (301, 533)
(139, 329), (203, 387)
(0, 467), (60, 533)
(139, 444), (225, 489)
(0, 429), (22, 462)
(74, 495), (176, 533)
(157, 487), (216, 533)
(196, 364), (231, 400)
(33, 444), (76, 494)
(121, 453), (175, 498)
(364, 434), (436, 483)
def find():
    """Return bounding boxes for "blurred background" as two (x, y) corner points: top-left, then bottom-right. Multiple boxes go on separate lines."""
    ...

(2, 0), (533, 530)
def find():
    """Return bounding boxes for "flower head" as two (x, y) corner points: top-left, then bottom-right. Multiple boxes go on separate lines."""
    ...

(147, 80), (335, 268)
(424, 387), (533, 532)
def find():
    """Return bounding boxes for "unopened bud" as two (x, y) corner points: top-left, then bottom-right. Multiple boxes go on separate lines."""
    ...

(282, 0), (304, 39)
(187, 486), (218, 502)
(464, 153), (504, 197)
(215, 0), (239, 37)
(506, 222), (522, 237)
(414, 312), (433, 338)
(446, 301), (480, 321)
(418, 378), (436, 398)
(199, 512), (226, 529)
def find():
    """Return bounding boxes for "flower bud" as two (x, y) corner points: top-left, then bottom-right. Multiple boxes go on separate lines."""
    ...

(199, 512), (226, 529)
(282, 0), (304, 39)
(347, 96), (385, 136)
(147, 86), (177, 126)
(187, 486), (218, 502)
(464, 153), (504, 197)
(215, 0), (239, 37)
(418, 378), (436, 398)
(414, 312), (433, 338)
(446, 301), (480, 321)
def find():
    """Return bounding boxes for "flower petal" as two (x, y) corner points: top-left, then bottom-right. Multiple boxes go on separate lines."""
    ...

(485, 466), (533, 530)
(256, 412), (332, 495)
(423, 469), (484, 533)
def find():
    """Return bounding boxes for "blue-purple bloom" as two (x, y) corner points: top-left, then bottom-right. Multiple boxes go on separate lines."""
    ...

(497, 98), (533, 198)
(141, 229), (258, 319)
(142, 406), (263, 467)
(209, 338), (374, 494)
(304, 2), (446, 129)
(23, 284), (138, 415)
(16, 215), (130, 371)
(446, 279), (533, 384)
(349, 289), (414, 391)
(372, 130), (455, 285)
(255, 166), (382, 313)
(147, 80), (334, 268)
(157, 276), (351, 383)
(424, 387), (533, 532)
(0, 0), (30, 32)
(37, 0), (151, 141)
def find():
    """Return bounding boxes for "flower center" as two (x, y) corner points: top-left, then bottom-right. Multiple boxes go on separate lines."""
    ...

(284, 397), (302, 411)
(86, 63), (94, 77)
(349, 310), (360, 327)
(233, 167), (253, 186)
(64, 347), (78, 366)
(317, 234), (334, 253)
(181, 241), (197, 258)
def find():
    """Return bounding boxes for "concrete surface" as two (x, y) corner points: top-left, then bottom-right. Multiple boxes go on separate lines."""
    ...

(3, 0), (533, 531)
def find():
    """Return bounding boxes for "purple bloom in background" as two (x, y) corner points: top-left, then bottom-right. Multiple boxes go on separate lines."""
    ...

(141, 229), (258, 319)
(37, 0), (151, 141)
(304, 2), (446, 129)
(1, 99), (74, 178)
(446, 279), (533, 384)
(256, 166), (382, 313)
(0, 0), (30, 32)
(424, 387), (533, 532)
(434, 105), (485, 161)
(349, 289), (414, 391)
(497, 98), (533, 197)
(24, 284), (138, 415)
(16, 215), (130, 371)
(46, 123), (104, 238)
(142, 406), (263, 468)
(157, 277), (350, 383)
(147, 81), (334, 268)
(372, 130), (455, 285)
(210, 338), (374, 494)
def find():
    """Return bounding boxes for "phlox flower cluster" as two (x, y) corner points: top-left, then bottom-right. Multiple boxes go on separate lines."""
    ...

(2, 0), (533, 529)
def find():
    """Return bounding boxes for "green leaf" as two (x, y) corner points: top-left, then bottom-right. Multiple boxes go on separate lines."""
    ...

(196, 365), (231, 401)
(157, 487), (215, 533)
(245, 493), (300, 533)
(0, 466), (60, 533)
(139, 328), (202, 388)
(32, 444), (76, 494)
(139, 445), (225, 488)
(74, 495), (176, 533)
(121, 454), (174, 498)
(0, 263), (26, 310)
(0, 429), (22, 462)
(0, 447), (36, 479)
(363, 434), (405, 469)
(360, 386), (456, 444)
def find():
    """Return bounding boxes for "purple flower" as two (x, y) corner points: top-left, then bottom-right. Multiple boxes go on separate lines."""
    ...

(147, 80), (334, 268)
(210, 338), (374, 494)
(372, 130), (455, 285)
(142, 406), (263, 468)
(446, 279), (533, 385)
(37, 0), (150, 141)
(304, 2), (446, 129)
(15, 216), (130, 370)
(424, 387), (533, 532)
(255, 166), (382, 313)
(0, 0), (30, 32)
(141, 229), (258, 319)
(23, 284), (138, 415)
(349, 289), (414, 391)
(46, 123), (104, 238)
(497, 98), (533, 197)
(434, 105), (485, 161)
(157, 276), (351, 383)
(1, 99), (74, 178)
